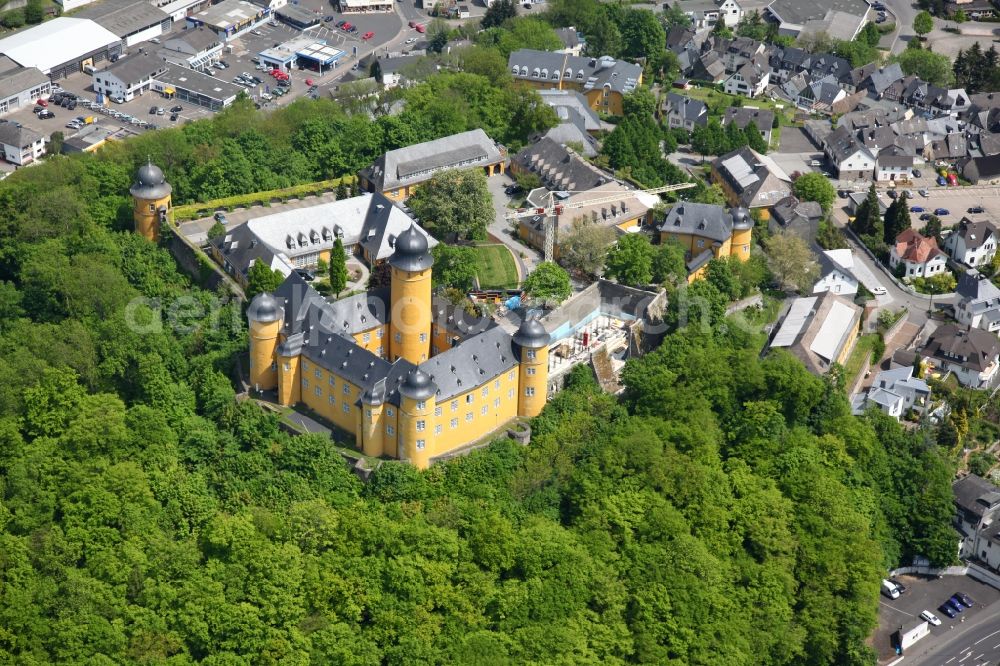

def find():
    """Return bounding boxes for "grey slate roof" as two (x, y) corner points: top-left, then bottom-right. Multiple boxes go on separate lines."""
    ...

(711, 146), (791, 208)
(722, 106), (774, 134)
(77, 0), (170, 38)
(954, 473), (1000, 518)
(961, 154), (1000, 183)
(0, 56), (47, 100)
(665, 92), (708, 125)
(512, 136), (610, 191)
(658, 202), (739, 244)
(957, 270), (1000, 315)
(421, 325), (518, 401)
(96, 51), (166, 87)
(359, 128), (504, 193)
(0, 119), (41, 148)
(953, 217), (998, 251)
(508, 49), (641, 95)
(538, 89), (601, 132)
(163, 27), (222, 54)
(924, 323), (1000, 373)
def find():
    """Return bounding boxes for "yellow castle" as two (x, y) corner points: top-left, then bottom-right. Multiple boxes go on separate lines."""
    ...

(130, 161), (172, 242)
(248, 225), (550, 469)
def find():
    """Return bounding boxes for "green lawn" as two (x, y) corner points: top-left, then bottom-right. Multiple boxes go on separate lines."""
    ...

(473, 243), (519, 289)
(845, 334), (881, 387)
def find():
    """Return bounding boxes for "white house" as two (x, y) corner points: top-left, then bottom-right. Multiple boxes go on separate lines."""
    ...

(889, 228), (947, 279)
(954, 474), (1000, 569)
(92, 52), (167, 102)
(685, 0), (744, 28)
(858, 366), (930, 420)
(813, 248), (859, 297)
(0, 120), (45, 166)
(922, 324), (1000, 389)
(723, 54), (769, 98)
(875, 153), (915, 182)
(956, 270), (1000, 333)
(944, 218), (998, 268)
(663, 92), (708, 131)
(823, 126), (876, 181)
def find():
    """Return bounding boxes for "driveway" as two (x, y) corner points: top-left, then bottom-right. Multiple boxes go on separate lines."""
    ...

(486, 173), (542, 279)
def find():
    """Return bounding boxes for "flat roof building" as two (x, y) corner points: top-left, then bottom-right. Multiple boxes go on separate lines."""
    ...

(770, 292), (862, 375)
(77, 0), (172, 47)
(151, 63), (244, 110)
(274, 4), (320, 29)
(186, 0), (269, 41)
(337, 0), (392, 12)
(0, 17), (123, 79)
(159, 27), (224, 70)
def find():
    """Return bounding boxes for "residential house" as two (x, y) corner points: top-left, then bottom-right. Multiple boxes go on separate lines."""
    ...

(846, 190), (887, 216)
(889, 228), (947, 278)
(721, 106), (774, 145)
(554, 27), (585, 56)
(944, 0), (997, 19)
(723, 53), (769, 98)
(657, 203), (754, 281)
(955, 269), (1000, 333)
(769, 292), (862, 376)
(960, 154), (1000, 185)
(857, 366), (930, 420)
(517, 182), (658, 260)
(813, 249), (859, 297)
(687, 50), (727, 84)
(861, 63), (905, 99)
(507, 50), (642, 116)
(358, 129), (507, 201)
(875, 153), (916, 182)
(0, 120), (45, 165)
(944, 217), (998, 268)
(510, 137), (609, 192)
(663, 92), (708, 131)
(823, 125), (876, 180)
(954, 474), (1000, 568)
(711, 146), (793, 210)
(683, 0), (744, 28)
(771, 195), (823, 243)
(921, 323), (1000, 388)
(538, 89), (602, 135)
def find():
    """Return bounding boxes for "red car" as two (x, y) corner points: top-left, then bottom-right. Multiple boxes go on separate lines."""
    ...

(362, 31), (374, 40)
(341, 22), (352, 30)
(36, 98), (47, 107)
(415, 23), (425, 33)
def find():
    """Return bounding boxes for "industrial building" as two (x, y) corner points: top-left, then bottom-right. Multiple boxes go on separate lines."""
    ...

(274, 4), (321, 29)
(186, 0), (270, 41)
(150, 63), (244, 110)
(92, 52), (168, 102)
(0, 56), (51, 118)
(0, 17), (122, 79)
(158, 27), (224, 70)
(76, 0), (173, 48)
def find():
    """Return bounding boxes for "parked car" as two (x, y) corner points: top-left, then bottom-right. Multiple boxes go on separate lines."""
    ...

(408, 20), (416, 27)
(415, 23), (425, 32)
(337, 20), (347, 27)
(324, 15), (334, 21)
(934, 208), (950, 216)
(295, 269), (315, 282)
(170, 114), (178, 122)
(939, 603), (957, 619)
(505, 184), (523, 196)
(405, 37), (417, 44)
(955, 592), (974, 607)
(913, 169), (922, 178)
(919, 212), (932, 221)
(872, 286), (888, 296)
(37, 110), (54, 119)
(919, 610), (942, 627)
(950, 594), (969, 609)
(36, 98), (47, 107)
(919, 188), (929, 197)
(170, 105), (183, 112)
(968, 206), (985, 214)
(910, 206), (925, 213)
(362, 31), (374, 40)
(887, 189), (897, 199)
(341, 22), (352, 30)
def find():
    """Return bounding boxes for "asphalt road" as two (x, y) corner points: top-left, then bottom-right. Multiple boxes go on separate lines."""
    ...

(906, 617), (1000, 666)
(882, 0), (918, 54)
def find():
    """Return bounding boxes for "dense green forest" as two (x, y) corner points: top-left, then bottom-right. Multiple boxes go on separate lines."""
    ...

(0, 13), (962, 661)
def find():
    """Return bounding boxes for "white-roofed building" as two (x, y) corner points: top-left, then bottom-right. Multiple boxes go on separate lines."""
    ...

(186, 0), (270, 41)
(813, 249), (859, 297)
(209, 192), (436, 285)
(770, 291), (862, 375)
(854, 366), (930, 420)
(0, 17), (123, 79)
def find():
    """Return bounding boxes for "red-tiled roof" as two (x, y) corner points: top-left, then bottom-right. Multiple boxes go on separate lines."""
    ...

(895, 228), (943, 264)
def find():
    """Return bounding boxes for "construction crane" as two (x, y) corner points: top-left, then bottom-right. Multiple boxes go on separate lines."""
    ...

(505, 182), (697, 262)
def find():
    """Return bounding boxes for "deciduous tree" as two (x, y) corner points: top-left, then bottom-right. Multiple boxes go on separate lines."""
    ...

(523, 261), (572, 304)
(407, 168), (494, 241)
(605, 233), (655, 286)
(765, 232), (818, 292)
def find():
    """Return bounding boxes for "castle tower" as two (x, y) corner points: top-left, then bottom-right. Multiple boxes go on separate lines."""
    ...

(730, 207), (753, 262)
(276, 337), (302, 407)
(130, 161), (172, 242)
(360, 378), (387, 458)
(513, 317), (550, 418)
(389, 225), (433, 364)
(398, 368), (437, 469)
(247, 292), (283, 392)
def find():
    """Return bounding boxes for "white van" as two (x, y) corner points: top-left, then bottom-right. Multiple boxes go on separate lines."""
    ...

(882, 579), (901, 599)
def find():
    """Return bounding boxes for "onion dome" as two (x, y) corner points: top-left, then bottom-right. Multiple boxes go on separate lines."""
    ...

(248, 292), (282, 323)
(732, 207), (753, 230)
(398, 368), (436, 401)
(130, 161), (172, 200)
(388, 224), (433, 272)
(512, 317), (549, 350)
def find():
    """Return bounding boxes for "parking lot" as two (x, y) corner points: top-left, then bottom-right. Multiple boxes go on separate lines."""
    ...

(874, 573), (1000, 663)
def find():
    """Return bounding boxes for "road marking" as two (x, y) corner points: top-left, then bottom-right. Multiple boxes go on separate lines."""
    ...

(946, 659), (955, 664)
(960, 646), (971, 653)
(959, 652), (972, 662)
(974, 629), (1000, 645)
(995, 643), (1000, 649)
(975, 654), (984, 661)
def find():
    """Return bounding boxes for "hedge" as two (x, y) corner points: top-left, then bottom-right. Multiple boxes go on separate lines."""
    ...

(171, 176), (352, 222)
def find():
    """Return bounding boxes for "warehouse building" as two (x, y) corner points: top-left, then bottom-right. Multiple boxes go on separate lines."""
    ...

(0, 56), (51, 117)
(0, 17), (122, 79)
(77, 0), (173, 47)
(274, 4), (320, 29)
(186, 0), (270, 41)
